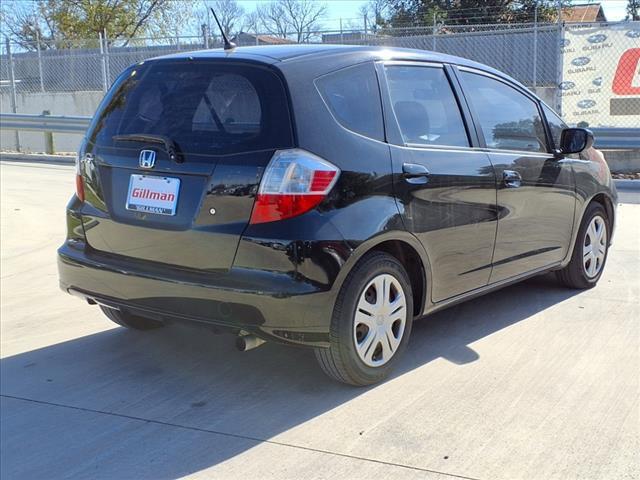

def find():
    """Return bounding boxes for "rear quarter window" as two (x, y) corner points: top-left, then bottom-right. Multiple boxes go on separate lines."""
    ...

(315, 62), (384, 141)
(89, 60), (292, 156)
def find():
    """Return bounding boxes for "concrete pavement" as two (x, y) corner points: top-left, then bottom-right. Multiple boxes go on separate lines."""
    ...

(1, 161), (638, 480)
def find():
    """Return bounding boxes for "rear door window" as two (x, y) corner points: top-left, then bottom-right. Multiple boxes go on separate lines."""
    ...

(384, 65), (469, 148)
(460, 71), (547, 153)
(89, 60), (292, 155)
(315, 62), (384, 141)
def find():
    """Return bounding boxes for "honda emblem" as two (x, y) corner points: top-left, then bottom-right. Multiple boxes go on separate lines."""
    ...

(139, 150), (156, 169)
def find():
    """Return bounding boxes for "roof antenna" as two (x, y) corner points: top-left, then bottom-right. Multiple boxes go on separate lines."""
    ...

(210, 7), (236, 50)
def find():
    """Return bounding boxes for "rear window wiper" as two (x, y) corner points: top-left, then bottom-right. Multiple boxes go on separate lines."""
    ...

(113, 134), (183, 163)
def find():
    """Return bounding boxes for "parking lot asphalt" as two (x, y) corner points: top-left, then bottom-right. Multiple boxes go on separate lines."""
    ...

(1, 160), (638, 480)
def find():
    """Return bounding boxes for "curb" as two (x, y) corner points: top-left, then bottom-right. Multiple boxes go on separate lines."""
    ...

(0, 152), (74, 166)
(614, 179), (640, 191)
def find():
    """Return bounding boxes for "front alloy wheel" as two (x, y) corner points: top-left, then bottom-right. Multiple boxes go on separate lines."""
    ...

(556, 202), (610, 289)
(583, 215), (607, 278)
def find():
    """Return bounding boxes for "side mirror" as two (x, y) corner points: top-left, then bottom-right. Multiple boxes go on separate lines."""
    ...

(559, 128), (594, 155)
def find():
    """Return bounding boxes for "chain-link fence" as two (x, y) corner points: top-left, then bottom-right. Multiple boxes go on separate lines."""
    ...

(2, 23), (562, 94)
(0, 35), (213, 94)
(326, 22), (562, 90)
(1, 21), (638, 129)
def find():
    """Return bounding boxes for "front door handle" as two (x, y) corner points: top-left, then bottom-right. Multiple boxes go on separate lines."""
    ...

(503, 170), (522, 188)
(402, 163), (430, 184)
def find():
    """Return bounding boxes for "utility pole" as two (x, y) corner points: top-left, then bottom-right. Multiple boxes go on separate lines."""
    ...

(99, 32), (108, 92)
(557, 0), (562, 24)
(556, 0), (564, 113)
(36, 30), (45, 92)
(533, 2), (538, 88)
(103, 29), (111, 87)
(432, 12), (437, 51)
(207, 6), (211, 43)
(202, 23), (209, 48)
(5, 37), (21, 151)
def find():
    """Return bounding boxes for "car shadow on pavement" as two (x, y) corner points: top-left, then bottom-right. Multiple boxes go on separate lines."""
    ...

(0, 273), (581, 479)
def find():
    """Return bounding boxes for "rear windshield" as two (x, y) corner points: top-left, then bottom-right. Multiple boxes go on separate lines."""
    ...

(89, 60), (292, 155)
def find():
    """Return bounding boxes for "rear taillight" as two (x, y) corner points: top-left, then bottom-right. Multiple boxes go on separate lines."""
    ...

(75, 152), (85, 202)
(250, 149), (340, 224)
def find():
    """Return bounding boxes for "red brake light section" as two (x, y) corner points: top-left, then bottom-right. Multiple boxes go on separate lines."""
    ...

(250, 149), (340, 225)
(310, 170), (337, 191)
(250, 194), (327, 224)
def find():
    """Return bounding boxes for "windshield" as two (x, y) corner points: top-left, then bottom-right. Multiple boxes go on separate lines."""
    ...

(89, 60), (292, 156)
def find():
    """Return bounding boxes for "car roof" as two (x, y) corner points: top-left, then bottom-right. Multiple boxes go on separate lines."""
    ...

(160, 44), (479, 66)
(155, 44), (524, 90)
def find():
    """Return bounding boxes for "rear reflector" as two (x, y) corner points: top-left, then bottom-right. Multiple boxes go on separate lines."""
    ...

(250, 149), (339, 224)
(75, 174), (85, 202)
(75, 152), (85, 202)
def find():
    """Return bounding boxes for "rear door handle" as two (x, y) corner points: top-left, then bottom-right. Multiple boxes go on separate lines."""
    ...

(402, 163), (430, 184)
(503, 170), (522, 188)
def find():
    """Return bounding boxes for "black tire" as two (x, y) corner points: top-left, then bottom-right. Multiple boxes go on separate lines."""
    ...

(315, 252), (414, 386)
(556, 202), (610, 289)
(100, 305), (163, 330)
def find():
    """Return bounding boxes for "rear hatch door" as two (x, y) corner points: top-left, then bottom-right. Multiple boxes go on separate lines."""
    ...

(79, 58), (293, 271)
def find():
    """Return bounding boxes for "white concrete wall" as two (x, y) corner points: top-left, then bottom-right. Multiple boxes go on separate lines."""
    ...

(530, 87), (559, 110)
(1, 91), (103, 153)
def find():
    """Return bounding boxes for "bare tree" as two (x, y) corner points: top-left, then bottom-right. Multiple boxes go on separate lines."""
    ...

(359, 0), (388, 32)
(1, 0), (171, 49)
(256, 0), (326, 42)
(151, 0), (207, 38)
(628, 0), (640, 20)
(243, 11), (260, 34)
(256, 1), (290, 38)
(280, 0), (327, 43)
(0, 0), (56, 50)
(210, 0), (245, 37)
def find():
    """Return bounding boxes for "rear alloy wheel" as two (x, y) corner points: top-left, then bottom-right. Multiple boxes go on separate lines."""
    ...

(315, 252), (413, 386)
(100, 305), (163, 330)
(354, 274), (407, 367)
(556, 202), (609, 289)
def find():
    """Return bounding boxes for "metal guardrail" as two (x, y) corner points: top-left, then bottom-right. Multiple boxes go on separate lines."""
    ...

(0, 112), (91, 134)
(591, 128), (640, 151)
(1, 113), (637, 150)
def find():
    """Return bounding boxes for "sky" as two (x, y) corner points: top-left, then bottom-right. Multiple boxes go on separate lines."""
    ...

(235, 0), (630, 29)
(0, 0), (632, 41)
(594, 0), (629, 20)
(237, 0), (366, 27)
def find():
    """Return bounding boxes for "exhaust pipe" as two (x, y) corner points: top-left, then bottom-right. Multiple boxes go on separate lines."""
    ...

(236, 334), (266, 352)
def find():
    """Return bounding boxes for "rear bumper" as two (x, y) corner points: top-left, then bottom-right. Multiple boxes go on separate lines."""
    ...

(58, 241), (335, 347)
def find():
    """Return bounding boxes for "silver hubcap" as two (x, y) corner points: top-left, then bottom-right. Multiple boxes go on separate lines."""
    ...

(583, 215), (607, 278)
(353, 274), (407, 367)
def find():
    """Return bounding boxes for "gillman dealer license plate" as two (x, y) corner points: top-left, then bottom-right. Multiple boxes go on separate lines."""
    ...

(126, 174), (180, 216)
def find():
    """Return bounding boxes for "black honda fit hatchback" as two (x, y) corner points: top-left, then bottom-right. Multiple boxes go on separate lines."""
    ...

(58, 45), (617, 385)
